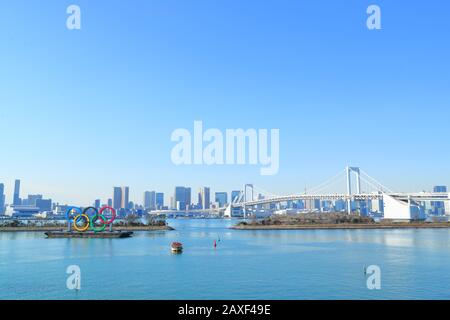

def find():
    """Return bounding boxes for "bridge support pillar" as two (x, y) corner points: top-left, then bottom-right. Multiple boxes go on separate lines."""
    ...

(346, 166), (361, 215)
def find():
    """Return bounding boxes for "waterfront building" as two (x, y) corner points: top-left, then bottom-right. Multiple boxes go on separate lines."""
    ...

(215, 192), (228, 207)
(296, 200), (305, 210)
(383, 194), (426, 221)
(144, 191), (156, 210)
(305, 199), (321, 211)
(107, 198), (113, 207)
(432, 186), (447, 215)
(156, 193), (164, 209)
(13, 179), (21, 206)
(36, 198), (52, 212)
(94, 199), (101, 209)
(12, 205), (39, 217)
(174, 186), (189, 211)
(371, 198), (384, 213)
(334, 199), (346, 212)
(23, 194), (42, 206)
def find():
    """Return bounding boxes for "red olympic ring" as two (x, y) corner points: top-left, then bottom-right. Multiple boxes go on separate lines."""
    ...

(98, 206), (116, 225)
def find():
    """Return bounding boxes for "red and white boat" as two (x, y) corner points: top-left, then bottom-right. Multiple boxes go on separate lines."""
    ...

(171, 242), (183, 253)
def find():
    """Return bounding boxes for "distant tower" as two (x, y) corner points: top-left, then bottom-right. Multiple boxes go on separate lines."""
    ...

(113, 187), (122, 209)
(144, 191), (156, 210)
(13, 179), (21, 206)
(200, 187), (210, 210)
(122, 187), (130, 209)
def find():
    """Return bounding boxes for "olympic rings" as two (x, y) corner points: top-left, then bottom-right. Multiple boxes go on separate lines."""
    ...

(66, 206), (82, 221)
(99, 206), (116, 224)
(73, 214), (90, 232)
(65, 206), (116, 233)
(90, 214), (107, 232)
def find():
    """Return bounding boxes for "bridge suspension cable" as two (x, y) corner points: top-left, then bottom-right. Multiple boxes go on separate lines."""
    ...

(306, 168), (347, 195)
(359, 169), (395, 193)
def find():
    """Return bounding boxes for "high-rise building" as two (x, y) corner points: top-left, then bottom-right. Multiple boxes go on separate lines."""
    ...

(107, 198), (113, 207)
(156, 193), (164, 209)
(113, 187), (122, 209)
(197, 191), (202, 208)
(185, 187), (191, 208)
(122, 187), (130, 209)
(215, 192), (228, 207)
(0, 183), (5, 214)
(144, 191), (156, 210)
(13, 179), (21, 206)
(94, 199), (101, 209)
(174, 187), (187, 211)
(200, 187), (210, 209)
(113, 186), (130, 210)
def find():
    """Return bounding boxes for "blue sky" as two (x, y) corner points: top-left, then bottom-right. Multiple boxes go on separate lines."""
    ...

(1, 0), (450, 205)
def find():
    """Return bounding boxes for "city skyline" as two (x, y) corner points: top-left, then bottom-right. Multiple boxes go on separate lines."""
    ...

(0, 175), (449, 210)
(1, 1), (450, 204)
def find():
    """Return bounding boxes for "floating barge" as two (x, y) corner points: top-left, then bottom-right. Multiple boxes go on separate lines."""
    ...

(45, 230), (133, 238)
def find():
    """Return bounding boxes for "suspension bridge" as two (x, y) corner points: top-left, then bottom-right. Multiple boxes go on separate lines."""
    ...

(223, 166), (450, 220)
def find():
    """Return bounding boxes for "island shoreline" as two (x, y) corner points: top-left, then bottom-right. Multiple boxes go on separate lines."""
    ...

(0, 225), (175, 232)
(231, 223), (450, 230)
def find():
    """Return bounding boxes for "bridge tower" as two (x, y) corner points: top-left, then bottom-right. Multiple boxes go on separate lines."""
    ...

(243, 184), (254, 218)
(346, 166), (361, 214)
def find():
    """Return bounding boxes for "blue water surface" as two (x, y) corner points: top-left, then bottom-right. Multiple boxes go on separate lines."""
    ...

(1, 219), (449, 300)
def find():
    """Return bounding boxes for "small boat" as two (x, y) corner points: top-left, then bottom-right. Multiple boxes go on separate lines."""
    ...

(171, 242), (183, 253)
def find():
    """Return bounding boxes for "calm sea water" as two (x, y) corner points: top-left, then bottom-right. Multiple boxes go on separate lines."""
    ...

(1, 219), (450, 300)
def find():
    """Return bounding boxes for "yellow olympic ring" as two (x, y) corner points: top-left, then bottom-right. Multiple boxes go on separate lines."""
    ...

(73, 214), (90, 232)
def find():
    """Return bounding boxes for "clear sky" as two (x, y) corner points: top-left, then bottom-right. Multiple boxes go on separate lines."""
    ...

(1, 0), (450, 206)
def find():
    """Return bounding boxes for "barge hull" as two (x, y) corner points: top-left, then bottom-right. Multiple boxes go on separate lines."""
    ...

(45, 231), (133, 238)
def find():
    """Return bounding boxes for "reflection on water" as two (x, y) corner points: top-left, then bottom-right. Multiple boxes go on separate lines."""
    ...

(0, 219), (450, 300)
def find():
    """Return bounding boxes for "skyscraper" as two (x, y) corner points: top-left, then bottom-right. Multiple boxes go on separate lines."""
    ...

(200, 187), (210, 209)
(144, 191), (156, 210)
(94, 199), (101, 209)
(122, 187), (130, 210)
(13, 179), (21, 206)
(174, 186), (187, 211)
(113, 187), (122, 209)
(0, 183), (5, 214)
(185, 187), (191, 208)
(215, 192), (228, 207)
(156, 193), (164, 209)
